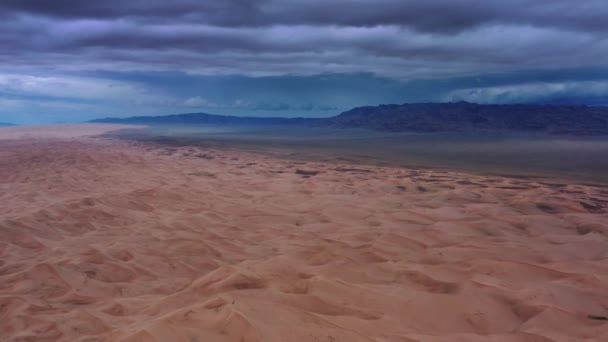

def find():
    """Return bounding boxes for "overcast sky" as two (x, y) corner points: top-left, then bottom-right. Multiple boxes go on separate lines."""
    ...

(1, 0), (608, 124)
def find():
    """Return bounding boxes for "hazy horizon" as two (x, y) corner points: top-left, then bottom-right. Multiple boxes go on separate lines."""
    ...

(5, 100), (608, 126)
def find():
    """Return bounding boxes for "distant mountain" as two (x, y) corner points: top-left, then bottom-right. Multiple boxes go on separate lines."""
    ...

(0, 122), (15, 126)
(319, 102), (608, 134)
(90, 102), (608, 135)
(90, 112), (321, 126)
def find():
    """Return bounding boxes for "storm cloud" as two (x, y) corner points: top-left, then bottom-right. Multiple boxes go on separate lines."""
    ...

(1, 1), (607, 124)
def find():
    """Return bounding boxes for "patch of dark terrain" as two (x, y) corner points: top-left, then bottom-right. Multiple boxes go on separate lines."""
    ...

(559, 189), (586, 195)
(238, 162), (259, 169)
(157, 148), (178, 156)
(429, 176), (453, 181)
(438, 185), (456, 190)
(496, 186), (533, 190)
(536, 203), (560, 214)
(455, 181), (488, 188)
(296, 169), (320, 177)
(579, 183), (608, 188)
(333, 168), (373, 173)
(589, 197), (608, 204)
(416, 178), (450, 183)
(580, 201), (606, 214)
(539, 182), (568, 188)
(188, 171), (216, 178)
(488, 173), (546, 180)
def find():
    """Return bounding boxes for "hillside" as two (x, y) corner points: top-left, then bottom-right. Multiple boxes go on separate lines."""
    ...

(90, 102), (608, 135)
(319, 102), (608, 134)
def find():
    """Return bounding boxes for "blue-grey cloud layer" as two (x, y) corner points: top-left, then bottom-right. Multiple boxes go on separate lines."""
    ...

(1, 0), (608, 124)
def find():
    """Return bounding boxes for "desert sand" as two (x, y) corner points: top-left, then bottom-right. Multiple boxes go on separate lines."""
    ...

(1, 124), (608, 341)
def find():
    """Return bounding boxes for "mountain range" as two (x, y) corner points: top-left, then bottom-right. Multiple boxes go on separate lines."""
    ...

(91, 102), (608, 135)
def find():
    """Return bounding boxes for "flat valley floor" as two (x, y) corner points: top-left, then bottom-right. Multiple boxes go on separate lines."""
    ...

(1, 125), (608, 341)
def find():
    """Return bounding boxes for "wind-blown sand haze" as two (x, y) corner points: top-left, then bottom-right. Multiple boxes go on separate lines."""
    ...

(1, 124), (608, 341)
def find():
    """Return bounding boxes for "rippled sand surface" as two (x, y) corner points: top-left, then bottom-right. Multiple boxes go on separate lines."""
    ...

(1, 124), (607, 341)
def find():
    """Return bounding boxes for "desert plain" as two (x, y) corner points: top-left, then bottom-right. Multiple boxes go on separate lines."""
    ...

(1, 124), (608, 341)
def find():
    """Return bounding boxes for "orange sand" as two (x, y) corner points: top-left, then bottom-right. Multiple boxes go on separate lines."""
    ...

(1, 124), (607, 341)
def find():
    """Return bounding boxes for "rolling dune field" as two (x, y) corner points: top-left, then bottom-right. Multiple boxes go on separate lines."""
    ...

(1, 125), (608, 341)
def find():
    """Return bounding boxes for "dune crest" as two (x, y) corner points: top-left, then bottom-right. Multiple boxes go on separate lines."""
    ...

(1, 125), (607, 341)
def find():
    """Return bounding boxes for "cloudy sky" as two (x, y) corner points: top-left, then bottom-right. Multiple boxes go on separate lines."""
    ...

(1, 0), (608, 124)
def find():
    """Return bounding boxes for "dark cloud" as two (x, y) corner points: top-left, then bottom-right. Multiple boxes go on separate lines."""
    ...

(0, 1), (260, 23)
(2, 1), (607, 33)
(1, 1), (607, 78)
(1, 1), (607, 124)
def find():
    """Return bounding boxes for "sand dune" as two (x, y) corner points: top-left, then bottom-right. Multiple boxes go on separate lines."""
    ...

(1, 124), (607, 341)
